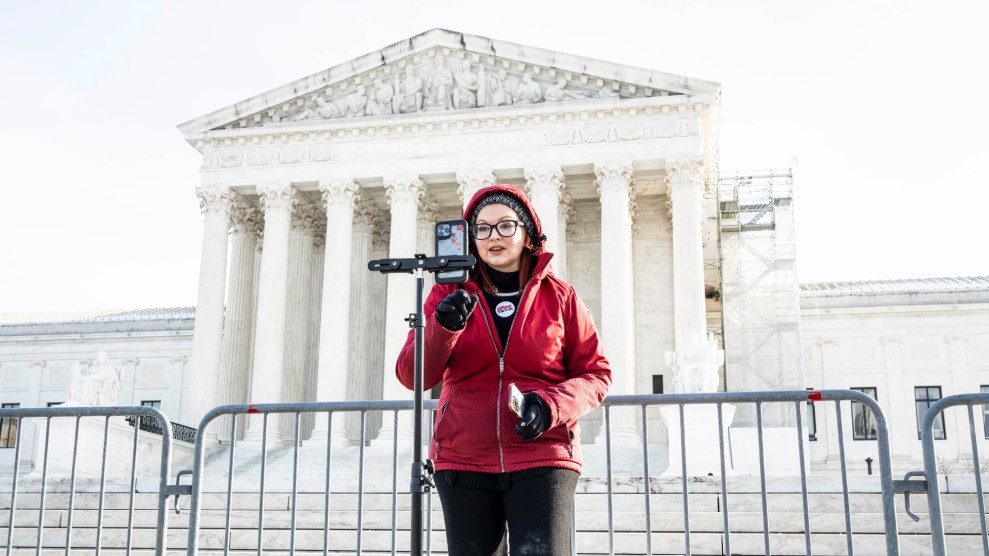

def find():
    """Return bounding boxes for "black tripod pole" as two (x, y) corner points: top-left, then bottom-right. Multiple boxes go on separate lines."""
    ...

(368, 253), (474, 556)
(409, 263), (430, 555)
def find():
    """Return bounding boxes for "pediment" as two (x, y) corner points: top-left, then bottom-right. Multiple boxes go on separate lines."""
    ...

(179, 28), (720, 136)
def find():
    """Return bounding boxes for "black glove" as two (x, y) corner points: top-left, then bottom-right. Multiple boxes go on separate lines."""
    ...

(515, 393), (549, 441)
(434, 290), (479, 331)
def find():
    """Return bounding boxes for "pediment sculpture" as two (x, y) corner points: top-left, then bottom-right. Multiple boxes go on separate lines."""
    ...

(250, 58), (654, 129)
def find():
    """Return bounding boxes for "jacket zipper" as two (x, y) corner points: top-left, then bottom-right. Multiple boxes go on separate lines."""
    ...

(478, 274), (539, 473)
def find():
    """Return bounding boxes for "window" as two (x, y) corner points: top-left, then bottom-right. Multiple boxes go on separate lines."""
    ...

(982, 385), (989, 440)
(805, 388), (818, 441)
(1, 403), (20, 448)
(916, 386), (945, 440)
(141, 400), (161, 409)
(652, 375), (664, 395)
(851, 387), (878, 440)
(46, 401), (63, 407)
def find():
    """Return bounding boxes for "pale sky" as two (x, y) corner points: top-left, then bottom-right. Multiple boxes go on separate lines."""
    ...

(1, 0), (986, 314)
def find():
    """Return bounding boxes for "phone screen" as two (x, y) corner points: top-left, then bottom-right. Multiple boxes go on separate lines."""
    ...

(435, 220), (469, 284)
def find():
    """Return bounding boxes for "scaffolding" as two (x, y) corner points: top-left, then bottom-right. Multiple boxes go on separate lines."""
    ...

(718, 169), (805, 426)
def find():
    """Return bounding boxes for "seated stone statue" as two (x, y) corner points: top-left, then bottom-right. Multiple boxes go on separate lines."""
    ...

(315, 96), (341, 119)
(514, 72), (543, 104)
(453, 61), (478, 110)
(666, 332), (723, 394)
(344, 86), (368, 118)
(393, 66), (424, 114)
(366, 79), (395, 116)
(485, 69), (513, 107)
(68, 351), (125, 406)
(425, 62), (454, 110)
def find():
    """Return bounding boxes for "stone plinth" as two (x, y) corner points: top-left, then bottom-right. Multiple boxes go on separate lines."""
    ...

(661, 404), (735, 477)
(728, 425), (810, 476)
(29, 411), (192, 480)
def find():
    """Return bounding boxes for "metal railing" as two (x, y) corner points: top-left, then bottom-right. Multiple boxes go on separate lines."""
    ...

(177, 390), (902, 555)
(920, 392), (989, 556)
(0, 404), (175, 555)
(6, 390), (985, 554)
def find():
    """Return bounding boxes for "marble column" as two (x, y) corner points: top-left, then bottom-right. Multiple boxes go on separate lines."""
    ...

(304, 213), (327, 439)
(188, 185), (235, 430)
(524, 165), (565, 276)
(216, 203), (262, 442)
(665, 159), (709, 352)
(661, 159), (731, 475)
(310, 178), (359, 444)
(594, 162), (639, 441)
(280, 202), (319, 442)
(456, 170), (495, 211)
(346, 194), (380, 442)
(379, 175), (424, 444)
(244, 183), (299, 443)
(366, 220), (390, 440)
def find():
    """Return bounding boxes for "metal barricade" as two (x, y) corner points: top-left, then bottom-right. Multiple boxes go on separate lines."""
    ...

(595, 390), (899, 556)
(920, 392), (989, 556)
(178, 390), (904, 555)
(0, 405), (176, 555)
(184, 400), (436, 555)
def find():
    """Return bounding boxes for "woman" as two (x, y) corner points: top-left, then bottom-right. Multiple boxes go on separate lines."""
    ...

(396, 184), (612, 555)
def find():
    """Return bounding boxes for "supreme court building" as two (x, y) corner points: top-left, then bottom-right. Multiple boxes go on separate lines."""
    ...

(177, 28), (725, 445)
(2, 29), (988, 474)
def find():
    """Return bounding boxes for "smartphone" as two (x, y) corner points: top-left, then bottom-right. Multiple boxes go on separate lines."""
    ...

(435, 219), (469, 284)
(508, 383), (524, 418)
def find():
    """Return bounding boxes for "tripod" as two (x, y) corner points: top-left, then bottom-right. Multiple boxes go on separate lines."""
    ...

(368, 252), (475, 556)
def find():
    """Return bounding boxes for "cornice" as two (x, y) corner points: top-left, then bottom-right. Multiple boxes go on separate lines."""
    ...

(178, 29), (721, 136)
(189, 94), (714, 152)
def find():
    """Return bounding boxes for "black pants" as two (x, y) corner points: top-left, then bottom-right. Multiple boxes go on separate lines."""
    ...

(434, 467), (579, 556)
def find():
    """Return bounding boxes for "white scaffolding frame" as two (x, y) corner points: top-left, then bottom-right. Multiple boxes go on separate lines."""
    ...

(718, 169), (805, 426)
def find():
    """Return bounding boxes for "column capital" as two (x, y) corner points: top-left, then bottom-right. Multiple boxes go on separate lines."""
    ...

(353, 191), (382, 229)
(313, 212), (328, 248)
(665, 158), (706, 193)
(231, 205), (263, 235)
(455, 170), (495, 207)
(419, 194), (441, 225)
(195, 186), (237, 217)
(319, 178), (360, 211)
(594, 161), (637, 220)
(594, 161), (635, 198)
(384, 175), (425, 207)
(524, 165), (565, 199)
(559, 191), (576, 240)
(257, 183), (300, 213)
(290, 203), (321, 235)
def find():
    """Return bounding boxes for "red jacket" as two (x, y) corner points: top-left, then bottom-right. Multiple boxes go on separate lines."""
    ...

(395, 185), (612, 475)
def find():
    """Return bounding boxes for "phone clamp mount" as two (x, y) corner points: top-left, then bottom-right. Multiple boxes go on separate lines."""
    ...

(367, 252), (475, 556)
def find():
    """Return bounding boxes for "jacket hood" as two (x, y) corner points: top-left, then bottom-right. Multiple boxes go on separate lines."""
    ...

(463, 184), (545, 250)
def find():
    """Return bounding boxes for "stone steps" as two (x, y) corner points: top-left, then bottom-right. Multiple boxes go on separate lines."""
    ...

(2, 488), (988, 555)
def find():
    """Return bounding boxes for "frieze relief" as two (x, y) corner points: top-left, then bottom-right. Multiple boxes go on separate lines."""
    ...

(200, 115), (696, 170)
(202, 146), (335, 171)
(546, 118), (697, 147)
(220, 51), (683, 131)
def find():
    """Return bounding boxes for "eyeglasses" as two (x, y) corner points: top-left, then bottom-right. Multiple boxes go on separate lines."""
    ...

(471, 220), (521, 240)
